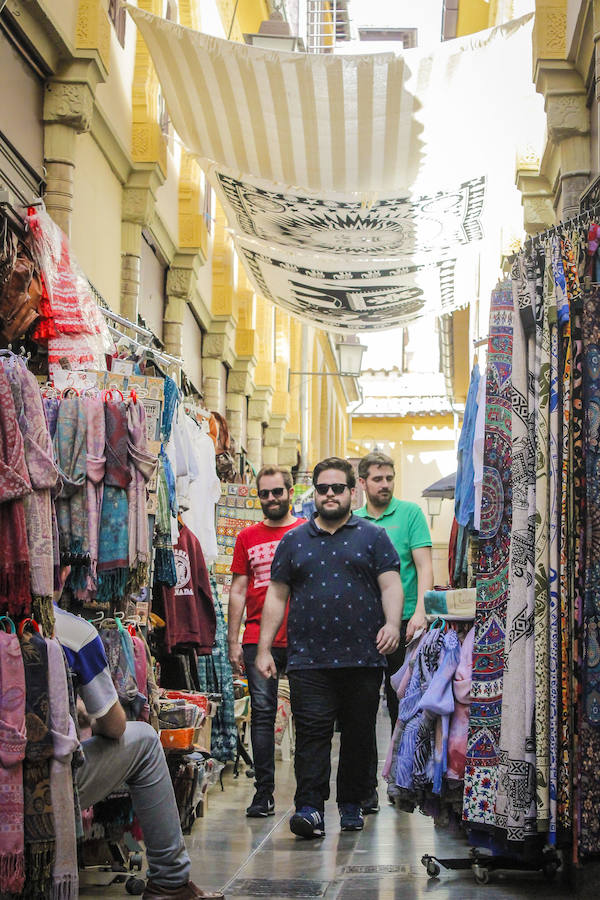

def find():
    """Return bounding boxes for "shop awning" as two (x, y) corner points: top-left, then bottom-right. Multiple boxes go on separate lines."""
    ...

(422, 472), (456, 500)
(126, 7), (542, 332)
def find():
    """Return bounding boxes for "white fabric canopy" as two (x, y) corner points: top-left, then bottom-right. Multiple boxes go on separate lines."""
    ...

(126, 6), (542, 331)
(208, 164), (486, 257)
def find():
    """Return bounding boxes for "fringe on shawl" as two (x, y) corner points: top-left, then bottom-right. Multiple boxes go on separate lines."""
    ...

(0, 851), (25, 894)
(96, 568), (128, 604)
(1, 563), (31, 617)
(23, 842), (54, 899)
(32, 597), (55, 637)
(52, 873), (79, 900)
(126, 562), (148, 596)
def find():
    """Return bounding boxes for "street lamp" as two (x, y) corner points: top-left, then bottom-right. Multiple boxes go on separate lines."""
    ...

(243, 11), (305, 52)
(425, 495), (443, 528)
(336, 339), (367, 376)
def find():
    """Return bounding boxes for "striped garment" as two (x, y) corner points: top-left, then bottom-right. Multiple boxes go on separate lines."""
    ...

(53, 606), (117, 719)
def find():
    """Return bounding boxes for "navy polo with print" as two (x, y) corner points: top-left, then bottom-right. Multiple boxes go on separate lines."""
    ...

(270, 513), (401, 671)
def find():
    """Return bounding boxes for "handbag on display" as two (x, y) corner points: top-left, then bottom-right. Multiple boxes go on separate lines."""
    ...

(0, 254), (42, 341)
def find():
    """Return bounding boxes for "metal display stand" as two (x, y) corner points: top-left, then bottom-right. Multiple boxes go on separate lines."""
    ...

(421, 846), (561, 885)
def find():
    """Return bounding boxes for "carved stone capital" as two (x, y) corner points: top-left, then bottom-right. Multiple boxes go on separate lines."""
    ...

(546, 92), (589, 142)
(122, 187), (155, 227)
(248, 387), (273, 425)
(44, 81), (94, 133)
(203, 332), (229, 359)
(228, 366), (255, 396)
(167, 267), (194, 300)
(279, 438), (299, 468)
(522, 195), (556, 234)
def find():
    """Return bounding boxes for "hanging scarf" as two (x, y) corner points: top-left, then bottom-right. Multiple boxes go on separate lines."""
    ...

(463, 281), (513, 831)
(46, 637), (79, 900)
(161, 374), (179, 443)
(0, 629), (27, 894)
(21, 628), (55, 899)
(131, 633), (150, 722)
(43, 397), (60, 440)
(196, 577), (237, 763)
(393, 629), (446, 793)
(97, 402), (131, 603)
(0, 366), (32, 615)
(83, 396), (106, 591)
(154, 452), (177, 587)
(99, 621), (145, 720)
(8, 365), (59, 633)
(127, 402), (157, 592)
(54, 397), (89, 587)
(494, 254), (538, 848)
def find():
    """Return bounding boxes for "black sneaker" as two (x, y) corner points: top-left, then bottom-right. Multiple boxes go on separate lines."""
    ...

(246, 792), (275, 817)
(339, 803), (364, 831)
(361, 791), (380, 815)
(289, 806), (325, 838)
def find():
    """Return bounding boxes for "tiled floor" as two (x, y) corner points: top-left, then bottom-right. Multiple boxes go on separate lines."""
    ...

(81, 713), (586, 899)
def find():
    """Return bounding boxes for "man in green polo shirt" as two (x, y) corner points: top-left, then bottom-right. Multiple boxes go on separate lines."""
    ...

(356, 450), (433, 723)
(355, 450), (434, 814)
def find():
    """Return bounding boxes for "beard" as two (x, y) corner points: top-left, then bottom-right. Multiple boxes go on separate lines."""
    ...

(261, 499), (290, 521)
(367, 488), (392, 509)
(316, 495), (352, 522)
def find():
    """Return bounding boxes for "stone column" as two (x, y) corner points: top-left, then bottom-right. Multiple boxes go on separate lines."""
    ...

(202, 324), (236, 414)
(43, 81), (94, 236)
(246, 419), (263, 471)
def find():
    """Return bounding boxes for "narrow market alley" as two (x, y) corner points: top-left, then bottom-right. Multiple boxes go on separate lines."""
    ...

(81, 712), (581, 900)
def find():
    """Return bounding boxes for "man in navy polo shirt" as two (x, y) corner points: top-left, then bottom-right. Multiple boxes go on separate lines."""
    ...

(256, 457), (403, 838)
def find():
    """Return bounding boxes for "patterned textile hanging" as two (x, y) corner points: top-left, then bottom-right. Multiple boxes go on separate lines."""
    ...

(463, 281), (513, 830)
(196, 576), (236, 763)
(494, 256), (537, 847)
(579, 287), (600, 856)
(531, 253), (552, 833)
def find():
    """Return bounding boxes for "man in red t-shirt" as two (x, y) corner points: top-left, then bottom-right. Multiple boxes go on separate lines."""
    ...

(228, 465), (304, 818)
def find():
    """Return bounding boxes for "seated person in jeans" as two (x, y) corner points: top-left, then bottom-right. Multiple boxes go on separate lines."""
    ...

(228, 465), (304, 817)
(54, 567), (224, 900)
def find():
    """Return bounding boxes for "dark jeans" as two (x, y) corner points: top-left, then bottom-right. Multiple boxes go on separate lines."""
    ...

(243, 643), (287, 795)
(288, 666), (382, 812)
(367, 621), (408, 793)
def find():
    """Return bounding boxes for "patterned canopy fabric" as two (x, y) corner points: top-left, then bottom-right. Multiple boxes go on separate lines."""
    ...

(126, 6), (539, 331)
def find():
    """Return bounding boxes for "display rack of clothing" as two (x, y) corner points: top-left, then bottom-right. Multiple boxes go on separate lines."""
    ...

(420, 203), (600, 885)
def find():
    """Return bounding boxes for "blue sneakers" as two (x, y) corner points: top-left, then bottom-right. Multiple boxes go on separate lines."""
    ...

(339, 803), (364, 831)
(289, 806), (326, 838)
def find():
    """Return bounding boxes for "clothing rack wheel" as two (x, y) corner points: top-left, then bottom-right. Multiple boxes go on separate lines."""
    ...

(126, 875), (146, 894)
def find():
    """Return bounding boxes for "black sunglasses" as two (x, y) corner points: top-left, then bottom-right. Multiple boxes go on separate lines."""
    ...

(258, 487), (286, 500)
(315, 482), (348, 496)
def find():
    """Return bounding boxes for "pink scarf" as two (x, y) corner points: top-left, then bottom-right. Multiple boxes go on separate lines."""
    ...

(132, 634), (149, 722)
(46, 637), (79, 900)
(0, 630), (27, 894)
(17, 366), (59, 605)
(0, 367), (32, 615)
(127, 402), (157, 590)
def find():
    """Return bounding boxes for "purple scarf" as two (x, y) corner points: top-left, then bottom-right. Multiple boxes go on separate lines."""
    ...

(0, 630), (27, 894)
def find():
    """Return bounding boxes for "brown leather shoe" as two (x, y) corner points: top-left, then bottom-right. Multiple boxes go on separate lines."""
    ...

(143, 879), (225, 899)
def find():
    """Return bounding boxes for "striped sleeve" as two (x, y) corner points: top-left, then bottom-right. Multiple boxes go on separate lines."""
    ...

(53, 607), (118, 719)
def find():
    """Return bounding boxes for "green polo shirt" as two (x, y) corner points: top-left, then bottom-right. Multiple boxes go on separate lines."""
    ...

(355, 498), (432, 620)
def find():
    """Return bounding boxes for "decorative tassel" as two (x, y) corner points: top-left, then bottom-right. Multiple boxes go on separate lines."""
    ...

(0, 851), (25, 895)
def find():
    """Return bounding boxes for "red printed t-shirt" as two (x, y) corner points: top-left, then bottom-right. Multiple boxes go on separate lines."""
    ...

(230, 518), (305, 647)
